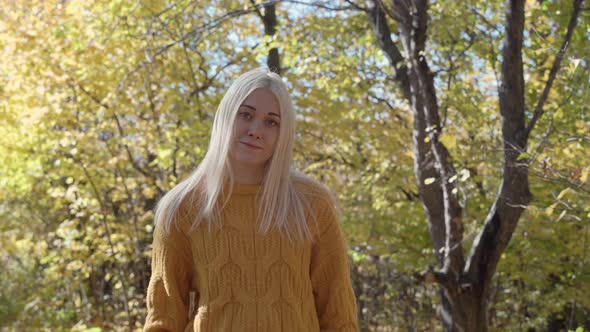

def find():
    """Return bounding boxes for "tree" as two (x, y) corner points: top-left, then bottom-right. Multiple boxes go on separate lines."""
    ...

(363, 0), (585, 330)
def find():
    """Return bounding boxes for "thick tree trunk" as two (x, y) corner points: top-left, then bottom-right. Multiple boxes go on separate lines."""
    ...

(264, 4), (280, 74)
(251, 0), (280, 74)
(366, 1), (464, 329)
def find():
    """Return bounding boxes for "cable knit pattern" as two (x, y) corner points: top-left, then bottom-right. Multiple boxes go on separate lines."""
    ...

(144, 181), (359, 332)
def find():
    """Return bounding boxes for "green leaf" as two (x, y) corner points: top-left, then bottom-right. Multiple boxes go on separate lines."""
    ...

(517, 152), (531, 161)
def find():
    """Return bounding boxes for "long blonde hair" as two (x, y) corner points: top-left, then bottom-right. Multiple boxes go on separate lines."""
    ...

(154, 67), (320, 240)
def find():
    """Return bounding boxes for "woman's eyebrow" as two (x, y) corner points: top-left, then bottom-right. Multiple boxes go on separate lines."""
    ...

(240, 104), (280, 118)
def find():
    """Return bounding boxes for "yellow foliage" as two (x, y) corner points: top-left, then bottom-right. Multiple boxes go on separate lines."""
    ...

(439, 132), (457, 150)
(557, 188), (570, 200)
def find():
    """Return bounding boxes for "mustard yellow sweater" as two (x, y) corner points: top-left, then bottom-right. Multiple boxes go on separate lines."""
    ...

(143, 181), (359, 332)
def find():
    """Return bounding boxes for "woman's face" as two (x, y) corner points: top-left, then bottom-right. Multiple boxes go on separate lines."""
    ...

(229, 88), (281, 171)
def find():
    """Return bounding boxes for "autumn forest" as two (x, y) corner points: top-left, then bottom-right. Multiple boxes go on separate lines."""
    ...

(1, 0), (589, 331)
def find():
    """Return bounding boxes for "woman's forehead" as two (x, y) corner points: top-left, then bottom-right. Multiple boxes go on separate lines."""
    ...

(241, 88), (280, 115)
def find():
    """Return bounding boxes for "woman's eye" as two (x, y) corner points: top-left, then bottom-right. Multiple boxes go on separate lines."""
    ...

(239, 112), (252, 120)
(265, 119), (279, 127)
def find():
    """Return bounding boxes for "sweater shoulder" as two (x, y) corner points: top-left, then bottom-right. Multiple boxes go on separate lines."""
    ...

(292, 173), (336, 207)
(291, 172), (340, 236)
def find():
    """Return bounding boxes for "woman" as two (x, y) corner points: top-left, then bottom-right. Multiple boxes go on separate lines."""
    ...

(144, 68), (358, 331)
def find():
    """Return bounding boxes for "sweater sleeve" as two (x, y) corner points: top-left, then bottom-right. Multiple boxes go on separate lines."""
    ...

(144, 219), (195, 332)
(310, 201), (359, 332)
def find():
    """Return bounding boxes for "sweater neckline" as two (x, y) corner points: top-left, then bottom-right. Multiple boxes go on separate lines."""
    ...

(230, 182), (262, 195)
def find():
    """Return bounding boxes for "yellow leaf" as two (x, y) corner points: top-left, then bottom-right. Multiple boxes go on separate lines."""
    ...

(546, 203), (557, 216)
(439, 132), (457, 150)
(580, 167), (589, 183)
(142, 187), (156, 199)
(424, 177), (436, 185)
(576, 120), (587, 134)
(557, 188), (570, 200)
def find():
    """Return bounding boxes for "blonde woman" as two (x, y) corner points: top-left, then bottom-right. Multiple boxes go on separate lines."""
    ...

(144, 68), (358, 331)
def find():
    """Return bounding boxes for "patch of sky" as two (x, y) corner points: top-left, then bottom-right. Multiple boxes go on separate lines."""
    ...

(283, 2), (323, 20)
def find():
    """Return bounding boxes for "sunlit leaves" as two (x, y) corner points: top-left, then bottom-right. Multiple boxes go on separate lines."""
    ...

(1, 0), (589, 329)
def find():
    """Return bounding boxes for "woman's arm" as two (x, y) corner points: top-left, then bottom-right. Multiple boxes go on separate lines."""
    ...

(144, 219), (194, 332)
(310, 201), (359, 332)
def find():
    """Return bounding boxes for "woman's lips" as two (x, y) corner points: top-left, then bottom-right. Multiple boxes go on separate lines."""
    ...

(240, 141), (263, 149)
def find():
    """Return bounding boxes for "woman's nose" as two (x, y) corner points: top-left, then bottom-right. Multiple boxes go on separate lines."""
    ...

(247, 124), (262, 139)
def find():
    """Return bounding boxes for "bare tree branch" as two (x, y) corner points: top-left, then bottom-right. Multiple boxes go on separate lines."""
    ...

(525, 0), (584, 137)
(365, 0), (411, 100)
(465, 0), (530, 293)
(280, 0), (366, 11)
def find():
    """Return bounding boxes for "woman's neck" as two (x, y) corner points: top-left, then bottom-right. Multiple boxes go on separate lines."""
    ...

(232, 164), (265, 184)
